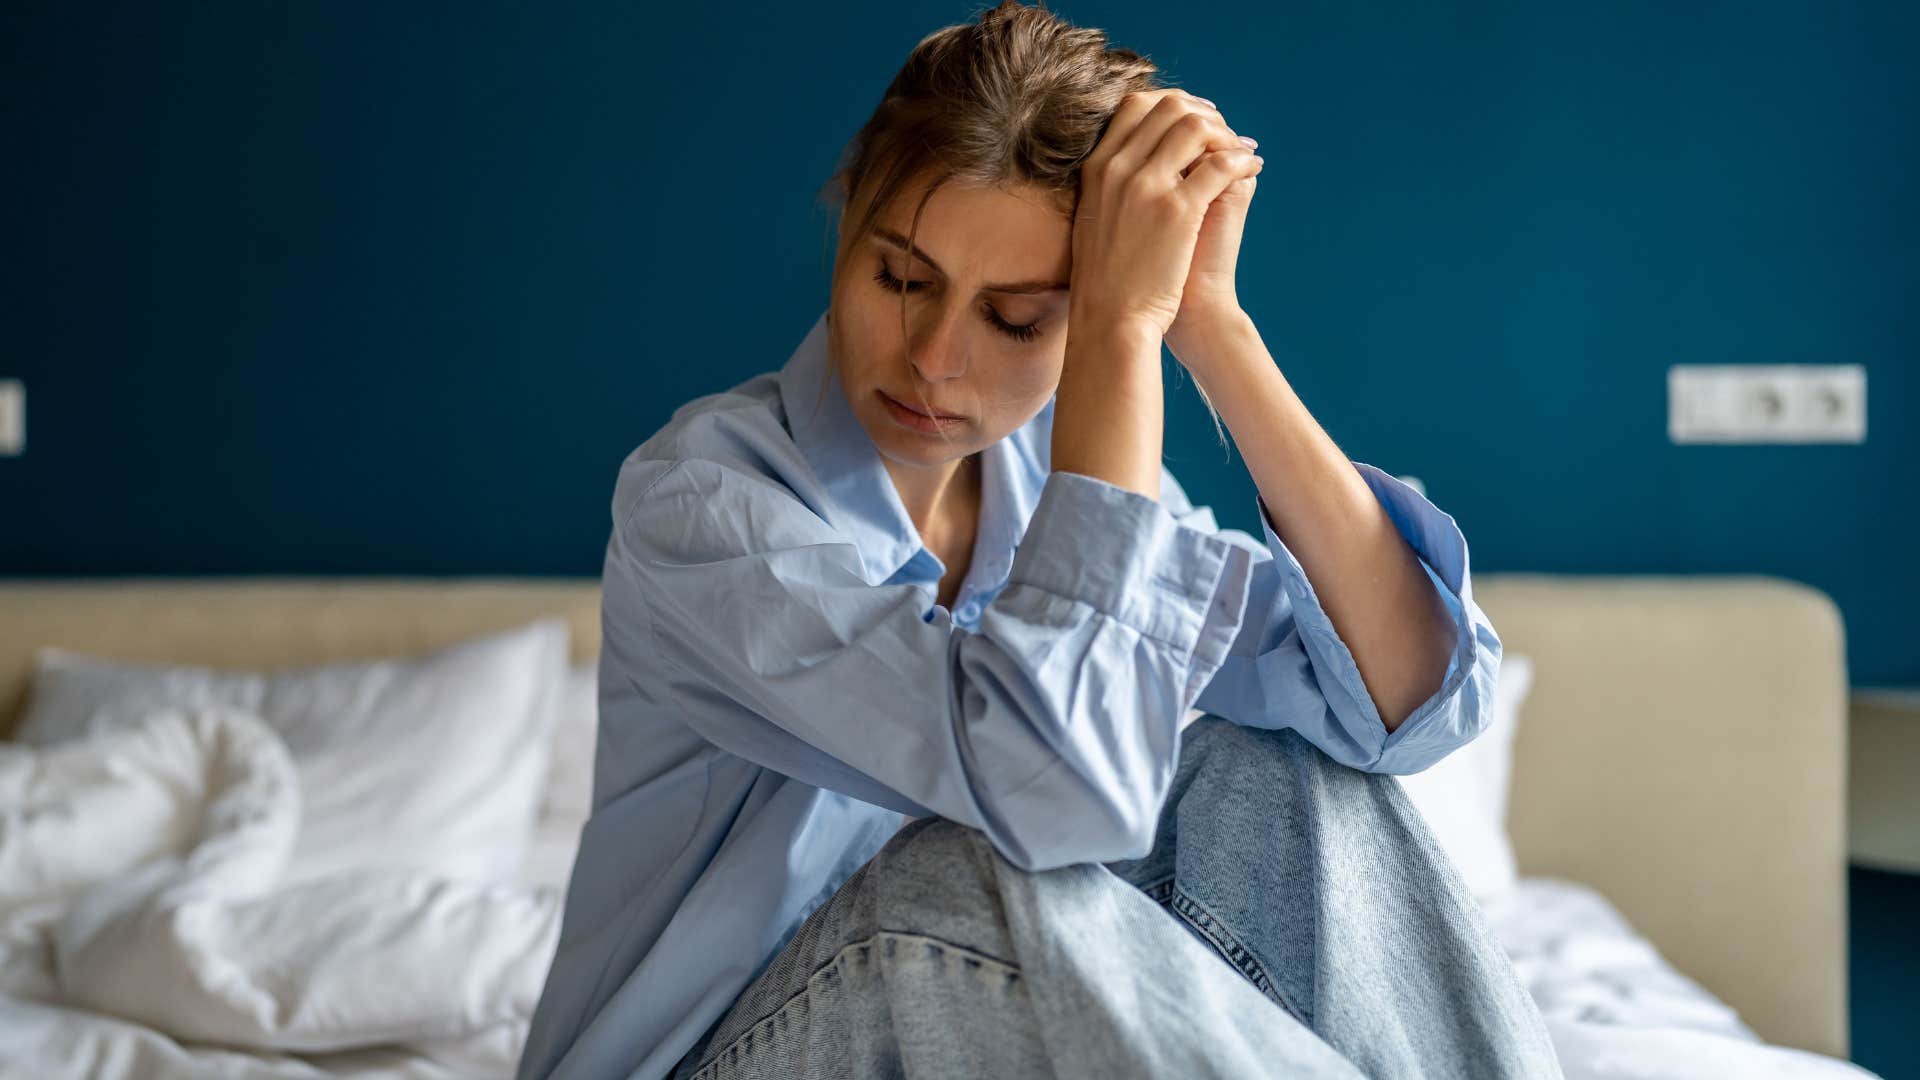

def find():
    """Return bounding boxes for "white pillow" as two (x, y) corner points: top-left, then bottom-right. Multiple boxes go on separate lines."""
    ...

(1395, 652), (1534, 901)
(17, 619), (570, 887)
(518, 660), (597, 891)
(542, 660), (598, 826)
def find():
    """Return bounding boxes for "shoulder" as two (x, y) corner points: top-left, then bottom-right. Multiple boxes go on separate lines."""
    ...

(609, 372), (834, 553)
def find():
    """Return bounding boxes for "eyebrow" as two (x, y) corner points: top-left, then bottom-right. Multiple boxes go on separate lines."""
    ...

(872, 227), (1070, 295)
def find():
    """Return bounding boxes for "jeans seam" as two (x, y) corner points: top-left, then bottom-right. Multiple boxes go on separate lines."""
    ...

(688, 929), (1023, 1078)
(1165, 884), (1313, 1029)
(1139, 876), (1176, 904)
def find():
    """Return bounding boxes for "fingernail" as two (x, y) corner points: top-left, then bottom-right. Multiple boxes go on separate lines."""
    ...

(1196, 96), (1216, 108)
(1239, 135), (1259, 149)
(1253, 155), (1265, 166)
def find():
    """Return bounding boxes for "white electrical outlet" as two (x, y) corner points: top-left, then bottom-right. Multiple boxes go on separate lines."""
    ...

(0, 379), (21, 457)
(1668, 364), (1866, 444)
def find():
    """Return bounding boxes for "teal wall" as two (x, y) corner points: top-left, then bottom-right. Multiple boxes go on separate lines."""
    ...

(1, 4), (1913, 1073)
(1, 2), (1909, 685)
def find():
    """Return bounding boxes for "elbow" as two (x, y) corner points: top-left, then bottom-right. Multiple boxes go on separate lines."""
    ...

(1365, 625), (1502, 777)
(996, 818), (1158, 874)
(988, 768), (1165, 873)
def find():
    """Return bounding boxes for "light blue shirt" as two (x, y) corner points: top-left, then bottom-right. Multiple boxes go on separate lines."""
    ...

(516, 309), (1503, 1080)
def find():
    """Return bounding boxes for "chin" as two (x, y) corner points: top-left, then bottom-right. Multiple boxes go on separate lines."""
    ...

(876, 437), (970, 468)
(870, 423), (974, 467)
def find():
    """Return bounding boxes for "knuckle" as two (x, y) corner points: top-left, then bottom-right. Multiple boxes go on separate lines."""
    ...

(1123, 171), (1152, 197)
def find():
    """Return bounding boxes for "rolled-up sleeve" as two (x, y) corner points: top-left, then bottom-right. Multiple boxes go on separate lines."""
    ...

(1173, 461), (1502, 775)
(608, 458), (1256, 872)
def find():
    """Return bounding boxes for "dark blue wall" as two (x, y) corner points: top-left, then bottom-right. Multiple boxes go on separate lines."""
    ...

(2, 5), (1914, 1071)
(2, 1), (1913, 690)
(1850, 865), (1919, 1079)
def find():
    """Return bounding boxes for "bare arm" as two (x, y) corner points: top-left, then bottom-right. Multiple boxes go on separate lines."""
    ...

(1173, 311), (1457, 734)
(1052, 321), (1166, 500)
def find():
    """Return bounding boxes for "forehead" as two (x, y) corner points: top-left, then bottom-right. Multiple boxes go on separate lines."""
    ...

(873, 178), (1072, 285)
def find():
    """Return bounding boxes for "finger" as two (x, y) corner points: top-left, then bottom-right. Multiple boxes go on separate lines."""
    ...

(1078, 89), (1177, 181)
(1178, 148), (1264, 210)
(1151, 108), (1252, 183)
(1105, 91), (1237, 190)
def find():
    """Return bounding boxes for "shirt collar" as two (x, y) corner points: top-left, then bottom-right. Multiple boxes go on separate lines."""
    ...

(776, 308), (1050, 594)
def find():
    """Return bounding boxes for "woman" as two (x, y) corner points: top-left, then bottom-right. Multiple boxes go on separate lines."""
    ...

(518, 3), (1559, 1078)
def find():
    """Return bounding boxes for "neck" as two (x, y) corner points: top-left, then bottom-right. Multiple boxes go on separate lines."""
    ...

(884, 452), (980, 538)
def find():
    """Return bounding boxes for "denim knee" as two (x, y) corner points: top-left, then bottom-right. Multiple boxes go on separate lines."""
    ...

(1182, 714), (1391, 793)
(1160, 714), (1430, 872)
(866, 815), (999, 882)
(1185, 712), (1318, 764)
(853, 817), (1023, 963)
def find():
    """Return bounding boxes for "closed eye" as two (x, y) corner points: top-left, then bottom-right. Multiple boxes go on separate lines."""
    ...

(872, 264), (1043, 344)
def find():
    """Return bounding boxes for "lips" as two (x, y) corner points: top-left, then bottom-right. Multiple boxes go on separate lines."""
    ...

(882, 391), (963, 420)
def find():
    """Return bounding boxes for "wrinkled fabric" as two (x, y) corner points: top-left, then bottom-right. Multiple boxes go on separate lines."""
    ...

(668, 718), (1561, 1079)
(517, 309), (1505, 1080)
(0, 706), (557, 1070)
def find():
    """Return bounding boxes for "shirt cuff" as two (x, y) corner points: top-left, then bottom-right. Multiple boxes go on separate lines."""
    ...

(1009, 469), (1257, 705)
(1254, 461), (1488, 772)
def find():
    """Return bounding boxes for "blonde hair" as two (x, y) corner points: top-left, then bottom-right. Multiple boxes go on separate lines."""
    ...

(812, 0), (1228, 452)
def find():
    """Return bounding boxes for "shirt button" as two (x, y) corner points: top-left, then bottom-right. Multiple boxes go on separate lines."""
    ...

(958, 601), (981, 621)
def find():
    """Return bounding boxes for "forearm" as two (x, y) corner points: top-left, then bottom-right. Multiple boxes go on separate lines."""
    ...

(1175, 310), (1455, 733)
(1053, 316), (1166, 500)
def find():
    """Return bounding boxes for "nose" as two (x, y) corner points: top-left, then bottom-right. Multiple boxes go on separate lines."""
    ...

(908, 307), (969, 383)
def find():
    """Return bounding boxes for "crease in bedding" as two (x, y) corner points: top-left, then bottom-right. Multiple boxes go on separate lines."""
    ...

(0, 704), (562, 1077)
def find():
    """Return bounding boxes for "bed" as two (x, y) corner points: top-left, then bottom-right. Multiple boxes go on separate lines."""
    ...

(0, 574), (1877, 1078)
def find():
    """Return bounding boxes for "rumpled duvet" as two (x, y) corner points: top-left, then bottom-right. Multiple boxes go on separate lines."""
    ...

(0, 705), (562, 1078)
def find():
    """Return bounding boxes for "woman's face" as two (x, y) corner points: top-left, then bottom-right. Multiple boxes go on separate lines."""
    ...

(828, 171), (1073, 471)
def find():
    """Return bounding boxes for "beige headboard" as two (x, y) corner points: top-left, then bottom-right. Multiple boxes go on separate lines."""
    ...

(1477, 573), (1848, 1060)
(0, 578), (604, 732)
(0, 573), (1848, 1058)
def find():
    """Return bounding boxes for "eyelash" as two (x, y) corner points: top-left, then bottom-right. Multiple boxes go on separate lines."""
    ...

(871, 264), (1043, 343)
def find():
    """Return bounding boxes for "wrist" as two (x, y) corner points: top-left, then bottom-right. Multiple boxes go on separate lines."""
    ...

(1061, 323), (1164, 391)
(1067, 306), (1166, 355)
(1167, 306), (1257, 380)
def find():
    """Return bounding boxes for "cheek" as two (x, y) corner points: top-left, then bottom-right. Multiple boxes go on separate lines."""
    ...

(1022, 366), (1061, 402)
(830, 264), (886, 331)
(827, 293), (892, 381)
(1022, 348), (1067, 394)
(991, 357), (1063, 412)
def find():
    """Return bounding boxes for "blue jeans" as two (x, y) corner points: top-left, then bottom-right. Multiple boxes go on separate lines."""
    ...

(669, 718), (1564, 1079)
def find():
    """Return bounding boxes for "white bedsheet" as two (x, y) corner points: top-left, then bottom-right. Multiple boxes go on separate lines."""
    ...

(1483, 878), (1880, 1079)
